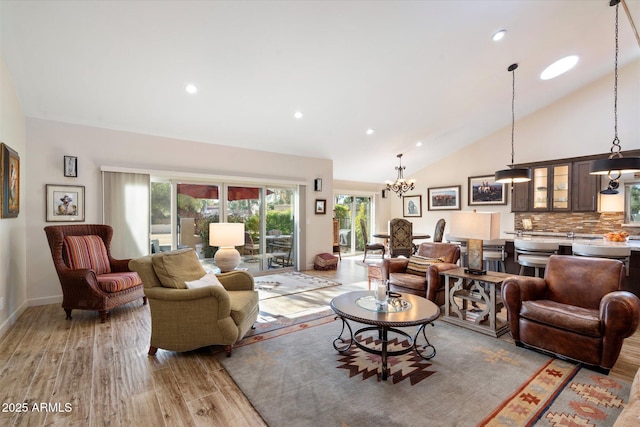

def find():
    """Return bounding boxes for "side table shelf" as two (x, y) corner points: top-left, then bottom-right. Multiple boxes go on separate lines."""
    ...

(441, 268), (512, 337)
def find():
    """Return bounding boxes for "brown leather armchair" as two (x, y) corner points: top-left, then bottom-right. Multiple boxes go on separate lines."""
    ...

(382, 242), (460, 306)
(502, 255), (640, 374)
(44, 224), (147, 322)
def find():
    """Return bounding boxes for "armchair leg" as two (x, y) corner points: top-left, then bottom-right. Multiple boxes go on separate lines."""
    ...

(142, 296), (148, 305)
(64, 308), (72, 320)
(99, 310), (108, 323)
(148, 346), (158, 356)
(224, 345), (233, 357)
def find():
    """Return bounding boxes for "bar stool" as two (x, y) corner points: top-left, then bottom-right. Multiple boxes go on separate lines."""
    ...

(514, 239), (559, 277)
(446, 234), (467, 267)
(483, 239), (506, 272)
(572, 243), (631, 276)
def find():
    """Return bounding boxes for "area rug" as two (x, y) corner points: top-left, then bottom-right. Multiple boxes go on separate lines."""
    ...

(219, 319), (630, 427)
(254, 271), (341, 300)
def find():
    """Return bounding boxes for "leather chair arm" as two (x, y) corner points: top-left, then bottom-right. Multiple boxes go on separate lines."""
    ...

(217, 270), (255, 291)
(601, 291), (640, 338)
(381, 258), (410, 280)
(428, 262), (459, 275)
(501, 276), (547, 342)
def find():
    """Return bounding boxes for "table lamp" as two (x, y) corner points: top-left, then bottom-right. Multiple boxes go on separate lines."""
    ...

(209, 223), (245, 272)
(450, 211), (500, 275)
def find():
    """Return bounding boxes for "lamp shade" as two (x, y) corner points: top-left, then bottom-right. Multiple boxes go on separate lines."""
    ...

(590, 157), (640, 175)
(209, 223), (245, 247)
(449, 211), (501, 241)
(494, 167), (532, 184)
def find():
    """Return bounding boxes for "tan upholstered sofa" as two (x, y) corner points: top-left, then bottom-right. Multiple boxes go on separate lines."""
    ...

(129, 248), (259, 356)
(614, 368), (640, 426)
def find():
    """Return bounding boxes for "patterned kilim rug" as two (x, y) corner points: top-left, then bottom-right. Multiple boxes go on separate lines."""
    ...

(220, 317), (630, 427)
(254, 271), (341, 300)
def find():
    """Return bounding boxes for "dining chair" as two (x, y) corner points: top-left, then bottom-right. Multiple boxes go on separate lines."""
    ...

(389, 218), (413, 258)
(433, 218), (446, 243)
(360, 218), (385, 261)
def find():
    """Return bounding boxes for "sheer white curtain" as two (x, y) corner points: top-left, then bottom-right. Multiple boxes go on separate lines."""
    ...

(102, 171), (150, 259)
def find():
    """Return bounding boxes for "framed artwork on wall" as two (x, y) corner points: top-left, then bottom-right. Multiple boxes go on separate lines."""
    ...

(1, 142), (20, 218)
(427, 185), (461, 211)
(46, 184), (85, 222)
(468, 175), (508, 206)
(315, 199), (326, 214)
(402, 195), (422, 217)
(64, 156), (78, 177)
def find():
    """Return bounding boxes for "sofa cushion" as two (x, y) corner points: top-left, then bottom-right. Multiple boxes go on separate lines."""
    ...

(152, 248), (207, 289)
(97, 272), (142, 293)
(64, 235), (111, 275)
(185, 272), (223, 289)
(520, 300), (601, 337)
(405, 255), (444, 276)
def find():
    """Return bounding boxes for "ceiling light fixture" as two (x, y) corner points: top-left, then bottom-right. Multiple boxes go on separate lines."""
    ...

(294, 111), (303, 119)
(416, 141), (423, 147)
(366, 128), (375, 135)
(492, 30), (506, 41)
(540, 55), (579, 80)
(590, 0), (640, 183)
(385, 153), (415, 197)
(185, 84), (198, 94)
(495, 63), (531, 184)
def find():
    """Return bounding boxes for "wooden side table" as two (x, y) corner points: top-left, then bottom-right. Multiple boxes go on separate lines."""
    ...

(441, 267), (512, 337)
(367, 263), (383, 290)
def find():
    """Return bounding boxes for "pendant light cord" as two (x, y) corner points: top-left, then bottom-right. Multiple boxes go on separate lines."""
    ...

(511, 65), (516, 165)
(612, 1), (620, 154)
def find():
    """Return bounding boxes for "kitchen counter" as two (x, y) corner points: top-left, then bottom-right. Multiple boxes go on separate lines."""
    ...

(504, 231), (640, 251)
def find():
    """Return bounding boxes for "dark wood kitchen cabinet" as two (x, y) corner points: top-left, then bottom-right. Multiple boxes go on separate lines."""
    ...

(571, 160), (598, 212)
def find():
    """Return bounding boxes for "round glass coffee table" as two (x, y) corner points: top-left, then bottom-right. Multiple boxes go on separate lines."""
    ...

(330, 290), (440, 381)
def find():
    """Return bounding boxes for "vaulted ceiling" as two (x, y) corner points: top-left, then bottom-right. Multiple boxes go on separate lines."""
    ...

(2, 1), (639, 183)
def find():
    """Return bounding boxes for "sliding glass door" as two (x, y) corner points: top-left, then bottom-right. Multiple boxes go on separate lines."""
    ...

(334, 194), (374, 257)
(150, 179), (295, 273)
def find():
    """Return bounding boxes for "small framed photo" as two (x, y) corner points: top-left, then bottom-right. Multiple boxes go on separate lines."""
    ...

(1, 142), (20, 218)
(468, 175), (508, 206)
(64, 156), (78, 177)
(315, 199), (326, 214)
(427, 185), (461, 211)
(402, 195), (422, 217)
(46, 184), (85, 222)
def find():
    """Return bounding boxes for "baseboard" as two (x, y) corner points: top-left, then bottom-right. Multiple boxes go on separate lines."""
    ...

(28, 294), (63, 307)
(0, 300), (28, 338)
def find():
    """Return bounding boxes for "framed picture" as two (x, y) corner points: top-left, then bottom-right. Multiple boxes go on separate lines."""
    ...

(468, 175), (508, 206)
(46, 184), (85, 222)
(315, 199), (326, 214)
(1, 143), (20, 218)
(64, 156), (78, 177)
(427, 185), (461, 211)
(402, 195), (422, 217)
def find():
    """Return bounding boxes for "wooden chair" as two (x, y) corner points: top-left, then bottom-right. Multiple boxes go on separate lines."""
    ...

(360, 218), (384, 261)
(389, 218), (413, 258)
(433, 218), (446, 243)
(243, 232), (260, 262)
(44, 224), (147, 323)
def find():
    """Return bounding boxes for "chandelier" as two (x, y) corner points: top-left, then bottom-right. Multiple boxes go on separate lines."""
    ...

(494, 63), (531, 184)
(386, 153), (415, 197)
(590, 0), (640, 181)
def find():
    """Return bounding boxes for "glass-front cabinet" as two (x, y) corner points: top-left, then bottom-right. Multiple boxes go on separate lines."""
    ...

(530, 164), (571, 212)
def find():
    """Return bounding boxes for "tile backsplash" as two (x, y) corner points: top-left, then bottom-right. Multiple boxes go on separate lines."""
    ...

(514, 212), (637, 236)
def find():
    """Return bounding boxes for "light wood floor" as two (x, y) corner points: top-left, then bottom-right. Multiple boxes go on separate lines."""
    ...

(0, 257), (638, 426)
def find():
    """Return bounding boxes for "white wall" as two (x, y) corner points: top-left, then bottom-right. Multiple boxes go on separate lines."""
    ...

(0, 57), (27, 330)
(25, 119), (333, 305)
(391, 59), (640, 239)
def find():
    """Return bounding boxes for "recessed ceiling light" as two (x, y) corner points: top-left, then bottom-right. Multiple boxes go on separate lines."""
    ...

(185, 84), (198, 94)
(366, 128), (375, 135)
(492, 30), (506, 41)
(294, 111), (303, 119)
(416, 141), (423, 147)
(540, 55), (579, 80)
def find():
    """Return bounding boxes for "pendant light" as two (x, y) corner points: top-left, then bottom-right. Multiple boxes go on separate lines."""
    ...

(494, 63), (531, 184)
(590, 0), (640, 179)
(385, 153), (415, 197)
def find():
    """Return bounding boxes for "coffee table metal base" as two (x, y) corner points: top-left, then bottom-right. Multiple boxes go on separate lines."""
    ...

(332, 317), (436, 381)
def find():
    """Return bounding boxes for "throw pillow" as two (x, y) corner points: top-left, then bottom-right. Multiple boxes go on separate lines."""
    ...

(185, 272), (223, 289)
(152, 248), (207, 289)
(64, 235), (111, 275)
(405, 255), (445, 276)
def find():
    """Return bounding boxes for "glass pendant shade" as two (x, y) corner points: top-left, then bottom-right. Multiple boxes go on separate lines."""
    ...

(386, 153), (415, 197)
